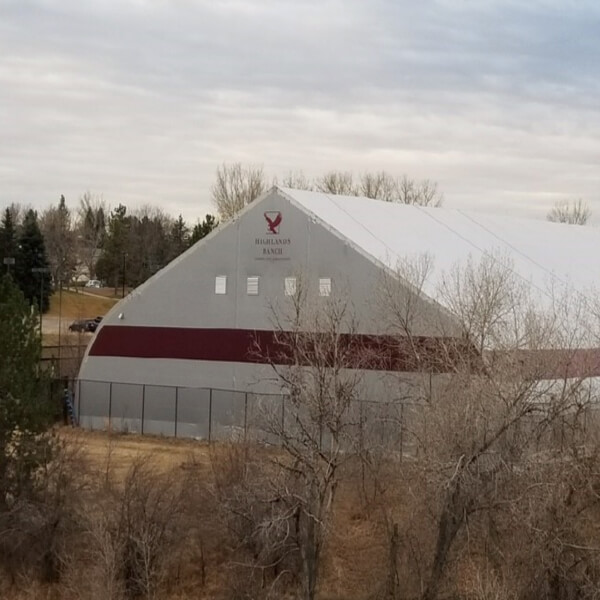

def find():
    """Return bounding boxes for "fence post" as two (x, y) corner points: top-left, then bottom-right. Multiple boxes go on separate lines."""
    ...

(359, 400), (365, 455)
(244, 392), (248, 442)
(399, 402), (404, 462)
(281, 395), (285, 444)
(174, 387), (179, 439)
(77, 379), (81, 426)
(141, 384), (146, 435)
(108, 382), (113, 430)
(208, 388), (213, 442)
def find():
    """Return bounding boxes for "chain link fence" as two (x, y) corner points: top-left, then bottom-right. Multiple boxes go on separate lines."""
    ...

(42, 345), (89, 378)
(75, 379), (422, 453)
(74, 378), (600, 458)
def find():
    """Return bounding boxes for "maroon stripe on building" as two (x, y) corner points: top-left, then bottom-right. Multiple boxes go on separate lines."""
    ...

(89, 326), (477, 373)
(89, 326), (600, 378)
(487, 348), (600, 379)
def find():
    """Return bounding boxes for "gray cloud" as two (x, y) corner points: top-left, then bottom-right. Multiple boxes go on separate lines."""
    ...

(1, 0), (599, 222)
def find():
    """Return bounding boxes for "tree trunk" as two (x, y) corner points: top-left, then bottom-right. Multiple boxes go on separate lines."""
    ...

(423, 482), (466, 600)
(301, 512), (318, 600)
(386, 522), (400, 599)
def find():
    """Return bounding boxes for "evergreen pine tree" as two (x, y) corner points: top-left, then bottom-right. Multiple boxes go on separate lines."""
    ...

(0, 208), (20, 278)
(95, 204), (130, 290)
(189, 214), (217, 247)
(0, 275), (54, 501)
(168, 214), (190, 261)
(18, 210), (52, 313)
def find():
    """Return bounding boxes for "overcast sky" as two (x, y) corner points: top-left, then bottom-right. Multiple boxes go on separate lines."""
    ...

(1, 0), (599, 222)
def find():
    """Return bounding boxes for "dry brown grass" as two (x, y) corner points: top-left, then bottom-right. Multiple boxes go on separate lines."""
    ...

(58, 426), (212, 477)
(40, 291), (117, 359)
(42, 332), (90, 347)
(46, 289), (118, 320)
(8, 428), (590, 600)
(48, 429), (419, 600)
(43, 430), (390, 599)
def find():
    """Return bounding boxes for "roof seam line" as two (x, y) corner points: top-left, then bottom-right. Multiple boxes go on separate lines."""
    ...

(321, 191), (401, 260)
(411, 203), (555, 303)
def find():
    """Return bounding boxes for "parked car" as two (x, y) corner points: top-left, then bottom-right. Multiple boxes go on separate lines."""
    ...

(69, 319), (90, 332)
(87, 316), (103, 332)
(68, 316), (103, 333)
(85, 279), (102, 288)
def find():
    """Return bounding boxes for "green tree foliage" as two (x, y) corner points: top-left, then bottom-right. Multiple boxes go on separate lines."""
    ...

(0, 275), (54, 504)
(0, 208), (20, 275)
(18, 209), (52, 313)
(168, 214), (190, 261)
(97, 207), (216, 290)
(0, 208), (51, 312)
(95, 204), (130, 290)
(127, 210), (170, 286)
(189, 214), (217, 246)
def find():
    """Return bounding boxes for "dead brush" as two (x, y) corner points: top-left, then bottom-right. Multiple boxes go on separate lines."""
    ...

(61, 453), (189, 600)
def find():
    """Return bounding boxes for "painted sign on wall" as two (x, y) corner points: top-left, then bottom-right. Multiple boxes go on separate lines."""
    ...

(255, 211), (291, 259)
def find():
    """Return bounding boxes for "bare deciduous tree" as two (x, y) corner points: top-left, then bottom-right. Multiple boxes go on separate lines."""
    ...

(312, 170), (444, 206)
(547, 199), (591, 225)
(377, 253), (597, 600)
(212, 163), (267, 220)
(77, 191), (107, 280)
(359, 171), (398, 202)
(395, 175), (443, 207)
(74, 455), (188, 600)
(212, 166), (443, 218)
(277, 170), (315, 191)
(0, 435), (88, 586)
(239, 280), (366, 600)
(40, 194), (77, 285)
(314, 171), (357, 196)
(209, 443), (300, 599)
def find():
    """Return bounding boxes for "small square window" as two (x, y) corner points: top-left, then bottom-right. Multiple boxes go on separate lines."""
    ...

(284, 277), (297, 296)
(215, 275), (227, 295)
(319, 277), (331, 297)
(247, 276), (259, 296)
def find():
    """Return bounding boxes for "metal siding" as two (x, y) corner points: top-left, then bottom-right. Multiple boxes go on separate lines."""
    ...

(176, 387), (210, 439)
(77, 190), (456, 431)
(143, 385), (177, 436)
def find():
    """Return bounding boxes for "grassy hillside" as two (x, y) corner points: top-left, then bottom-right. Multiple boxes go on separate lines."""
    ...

(41, 290), (119, 351)
(46, 289), (118, 320)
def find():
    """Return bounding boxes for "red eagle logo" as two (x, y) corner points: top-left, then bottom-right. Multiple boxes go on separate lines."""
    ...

(264, 211), (282, 234)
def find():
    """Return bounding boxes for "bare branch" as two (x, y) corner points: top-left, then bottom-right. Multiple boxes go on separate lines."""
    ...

(212, 162), (267, 220)
(547, 199), (591, 225)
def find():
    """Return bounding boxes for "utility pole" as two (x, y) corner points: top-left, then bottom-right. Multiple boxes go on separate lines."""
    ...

(58, 276), (63, 365)
(122, 252), (127, 298)
(31, 267), (50, 337)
